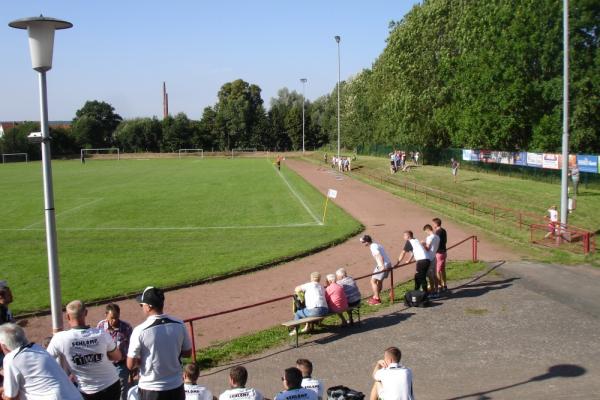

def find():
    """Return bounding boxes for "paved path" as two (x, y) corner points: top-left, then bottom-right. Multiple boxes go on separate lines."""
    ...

(199, 261), (600, 399)
(25, 159), (514, 346)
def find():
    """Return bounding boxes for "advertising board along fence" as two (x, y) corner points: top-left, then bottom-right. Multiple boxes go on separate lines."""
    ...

(183, 235), (478, 361)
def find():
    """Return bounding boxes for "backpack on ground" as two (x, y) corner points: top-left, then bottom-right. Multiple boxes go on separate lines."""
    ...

(404, 290), (430, 307)
(327, 385), (365, 400)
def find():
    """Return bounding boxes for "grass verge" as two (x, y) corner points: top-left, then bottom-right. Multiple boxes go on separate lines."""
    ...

(194, 260), (485, 369)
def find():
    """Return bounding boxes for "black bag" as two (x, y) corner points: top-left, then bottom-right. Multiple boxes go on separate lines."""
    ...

(292, 294), (305, 313)
(327, 386), (365, 400)
(404, 290), (430, 307)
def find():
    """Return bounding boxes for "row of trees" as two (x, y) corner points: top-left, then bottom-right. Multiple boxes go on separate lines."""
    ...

(2, 0), (597, 157)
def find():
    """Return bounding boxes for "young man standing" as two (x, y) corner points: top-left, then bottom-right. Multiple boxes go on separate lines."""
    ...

(360, 235), (393, 305)
(127, 286), (192, 400)
(47, 300), (122, 400)
(423, 225), (440, 297)
(370, 347), (414, 400)
(219, 366), (264, 400)
(432, 218), (448, 292)
(397, 231), (430, 294)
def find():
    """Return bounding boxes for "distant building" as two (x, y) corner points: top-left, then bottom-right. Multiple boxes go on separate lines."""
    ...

(0, 122), (18, 139)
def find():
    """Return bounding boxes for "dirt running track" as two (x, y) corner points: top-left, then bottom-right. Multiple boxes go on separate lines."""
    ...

(24, 159), (516, 346)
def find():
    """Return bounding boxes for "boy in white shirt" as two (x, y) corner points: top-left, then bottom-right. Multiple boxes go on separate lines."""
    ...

(371, 347), (413, 400)
(219, 366), (263, 400)
(184, 363), (212, 400)
(397, 230), (430, 295)
(296, 359), (323, 400)
(423, 224), (440, 297)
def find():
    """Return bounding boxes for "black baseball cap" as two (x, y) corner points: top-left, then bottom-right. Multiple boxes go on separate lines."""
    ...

(359, 235), (372, 244)
(136, 286), (164, 308)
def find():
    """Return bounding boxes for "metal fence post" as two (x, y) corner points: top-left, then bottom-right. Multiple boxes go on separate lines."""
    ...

(472, 236), (478, 262)
(389, 268), (395, 304)
(188, 321), (197, 362)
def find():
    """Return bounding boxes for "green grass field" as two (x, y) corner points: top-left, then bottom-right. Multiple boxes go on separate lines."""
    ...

(0, 157), (362, 314)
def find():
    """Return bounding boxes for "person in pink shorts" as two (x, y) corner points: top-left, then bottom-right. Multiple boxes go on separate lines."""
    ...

(432, 218), (448, 292)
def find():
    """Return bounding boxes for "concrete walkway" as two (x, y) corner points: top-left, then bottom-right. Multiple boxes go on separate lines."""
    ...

(199, 261), (600, 399)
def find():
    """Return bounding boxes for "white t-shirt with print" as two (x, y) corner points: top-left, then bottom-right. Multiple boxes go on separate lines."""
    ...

(274, 387), (318, 400)
(46, 327), (119, 394)
(185, 383), (213, 400)
(374, 363), (414, 400)
(301, 377), (324, 400)
(2, 343), (83, 400)
(220, 387), (264, 400)
(300, 282), (328, 309)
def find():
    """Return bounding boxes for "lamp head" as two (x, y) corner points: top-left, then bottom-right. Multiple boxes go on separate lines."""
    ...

(300, 78), (307, 83)
(9, 15), (73, 72)
(334, 35), (341, 43)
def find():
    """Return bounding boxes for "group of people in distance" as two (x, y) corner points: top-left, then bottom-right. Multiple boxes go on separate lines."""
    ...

(0, 286), (195, 400)
(328, 155), (351, 172)
(361, 217), (448, 305)
(291, 269), (362, 335)
(389, 151), (419, 173)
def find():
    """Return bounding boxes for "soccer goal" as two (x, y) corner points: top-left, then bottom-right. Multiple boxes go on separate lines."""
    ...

(2, 153), (28, 163)
(178, 149), (204, 159)
(81, 148), (120, 160)
(231, 148), (258, 158)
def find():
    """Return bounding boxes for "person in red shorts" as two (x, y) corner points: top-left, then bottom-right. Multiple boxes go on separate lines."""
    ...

(432, 218), (448, 293)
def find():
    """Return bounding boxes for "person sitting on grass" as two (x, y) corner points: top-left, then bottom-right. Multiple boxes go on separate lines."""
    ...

(219, 366), (264, 400)
(324, 274), (349, 326)
(296, 359), (323, 400)
(291, 273), (329, 335)
(370, 347), (414, 400)
(274, 367), (317, 400)
(183, 363), (212, 400)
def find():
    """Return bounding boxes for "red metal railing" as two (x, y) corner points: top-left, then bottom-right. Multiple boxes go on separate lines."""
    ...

(530, 223), (595, 254)
(184, 235), (478, 361)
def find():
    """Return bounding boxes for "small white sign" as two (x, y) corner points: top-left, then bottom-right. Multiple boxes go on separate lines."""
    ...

(327, 189), (338, 199)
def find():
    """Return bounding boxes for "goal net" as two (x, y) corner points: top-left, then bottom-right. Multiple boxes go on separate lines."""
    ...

(178, 149), (204, 159)
(2, 153), (28, 163)
(81, 148), (120, 160)
(231, 148), (258, 158)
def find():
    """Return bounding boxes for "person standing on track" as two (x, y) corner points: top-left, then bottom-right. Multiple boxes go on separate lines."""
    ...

(360, 235), (393, 306)
(451, 158), (459, 183)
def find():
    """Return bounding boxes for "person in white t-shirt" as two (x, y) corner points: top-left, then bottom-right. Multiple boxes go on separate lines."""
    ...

(397, 231), (430, 294)
(0, 323), (83, 400)
(183, 363), (212, 400)
(370, 347), (414, 400)
(360, 235), (393, 306)
(219, 366), (263, 400)
(127, 286), (192, 400)
(46, 300), (122, 400)
(545, 205), (559, 239)
(296, 359), (323, 400)
(291, 272), (329, 335)
(274, 367), (317, 400)
(423, 224), (440, 297)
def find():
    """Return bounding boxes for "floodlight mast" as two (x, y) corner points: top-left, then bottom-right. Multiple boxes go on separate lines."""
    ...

(300, 78), (307, 154)
(9, 15), (73, 333)
(335, 35), (341, 159)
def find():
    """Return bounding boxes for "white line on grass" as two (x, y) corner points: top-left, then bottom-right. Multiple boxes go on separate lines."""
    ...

(1, 222), (322, 232)
(270, 162), (323, 225)
(21, 198), (104, 230)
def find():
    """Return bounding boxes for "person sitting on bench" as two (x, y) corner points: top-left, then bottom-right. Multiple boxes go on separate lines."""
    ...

(291, 272), (329, 335)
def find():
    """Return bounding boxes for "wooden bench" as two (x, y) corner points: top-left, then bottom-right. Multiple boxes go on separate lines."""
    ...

(281, 306), (361, 347)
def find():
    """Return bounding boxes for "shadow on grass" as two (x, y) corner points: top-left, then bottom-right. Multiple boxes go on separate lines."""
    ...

(445, 364), (586, 400)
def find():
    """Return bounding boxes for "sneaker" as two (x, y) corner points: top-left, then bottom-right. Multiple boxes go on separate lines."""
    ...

(367, 297), (382, 305)
(429, 292), (439, 299)
(289, 330), (297, 336)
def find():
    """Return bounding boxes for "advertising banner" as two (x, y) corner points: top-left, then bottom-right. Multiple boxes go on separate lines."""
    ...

(569, 155), (577, 167)
(514, 152), (527, 166)
(576, 155), (598, 173)
(526, 152), (543, 168)
(479, 150), (492, 163)
(462, 149), (472, 161)
(542, 153), (560, 169)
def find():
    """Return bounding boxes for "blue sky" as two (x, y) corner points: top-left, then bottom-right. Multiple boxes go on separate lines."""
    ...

(2, 1), (419, 121)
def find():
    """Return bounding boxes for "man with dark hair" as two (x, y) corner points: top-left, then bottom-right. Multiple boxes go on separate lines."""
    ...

(219, 366), (263, 400)
(432, 218), (448, 292)
(397, 231), (430, 294)
(98, 303), (133, 400)
(0, 323), (83, 400)
(360, 235), (393, 305)
(296, 359), (323, 400)
(274, 368), (317, 400)
(183, 363), (212, 400)
(47, 300), (122, 400)
(370, 347), (414, 400)
(127, 287), (192, 400)
(423, 224), (440, 297)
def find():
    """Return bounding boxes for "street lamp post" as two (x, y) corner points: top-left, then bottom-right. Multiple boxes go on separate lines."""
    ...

(335, 35), (341, 159)
(560, 0), (570, 227)
(9, 16), (73, 333)
(300, 78), (307, 154)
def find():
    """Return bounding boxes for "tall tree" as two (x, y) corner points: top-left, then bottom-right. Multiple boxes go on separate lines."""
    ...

(72, 100), (122, 148)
